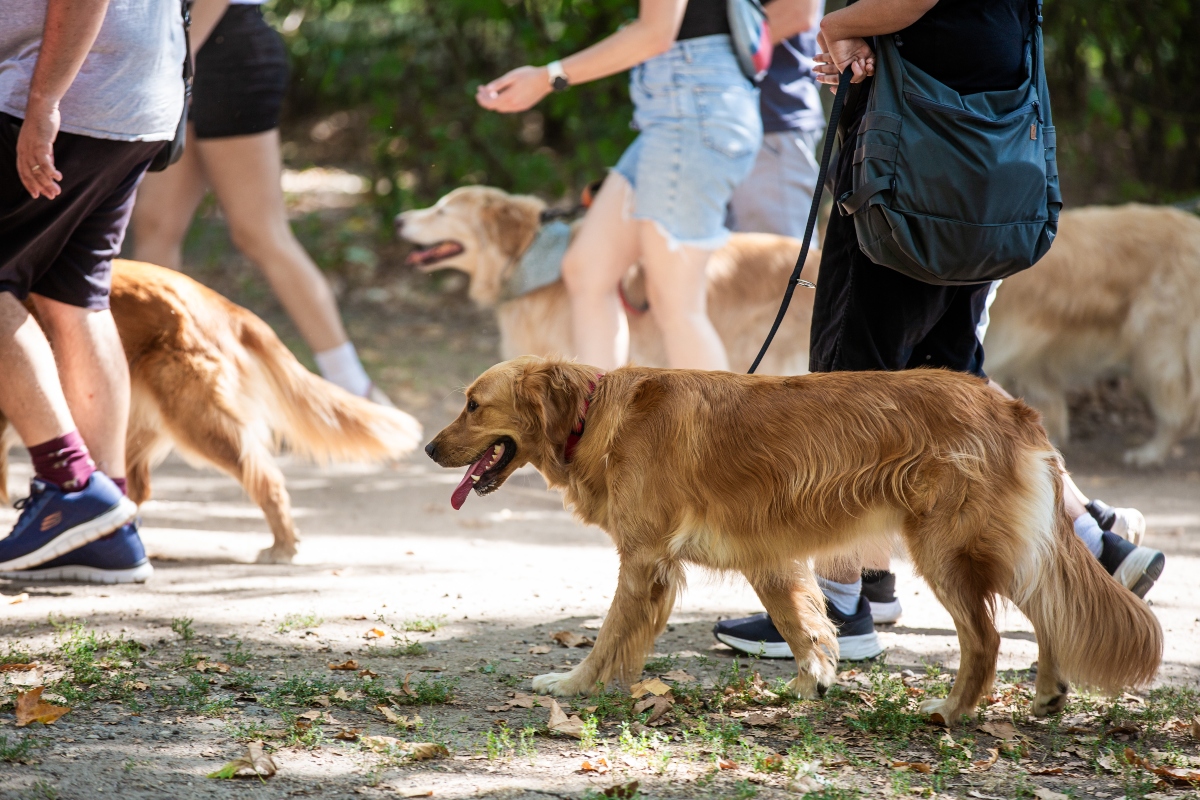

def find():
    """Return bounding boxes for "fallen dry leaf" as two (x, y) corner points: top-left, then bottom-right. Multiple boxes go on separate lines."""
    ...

(195, 660), (230, 674)
(3, 592), (28, 605)
(660, 669), (696, 683)
(15, 687), (70, 727)
(972, 748), (1000, 771)
(364, 628), (387, 640)
(359, 668), (379, 679)
(892, 761), (934, 774)
(333, 728), (362, 741)
(1031, 789), (1069, 800)
(717, 758), (737, 770)
(401, 672), (417, 697)
(528, 645), (552, 655)
(299, 710), (323, 721)
(633, 694), (674, 725)
(1029, 766), (1065, 776)
(328, 660), (359, 671)
(788, 774), (827, 794)
(629, 677), (671, 699)
(0, 663), (37, 672)
(207, 741), (277, 779)
(1124, 747), (1200, 785)
(312, 695), (332, 708)
(1096, 753), (1120, 772)
(360, 737), (447, 760)
(406, 743), (448, 761)
(547, 698), (587, 739)
(333, 688), (351, 702)
(978, 720), (1020, 741)
(761, 753), (785, 772)
(580, 757), (610, 774)
(131, 681), (149, 691)
(550, 631), (594, 648)
(378, 705), (402, 723)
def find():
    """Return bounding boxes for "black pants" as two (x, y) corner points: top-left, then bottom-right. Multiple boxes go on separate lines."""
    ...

(808, 83), (993, 378)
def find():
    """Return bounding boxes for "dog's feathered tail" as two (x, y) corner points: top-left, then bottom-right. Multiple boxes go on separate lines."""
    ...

(1009, 453), (1162, 693)
(237, 314), (422, 464)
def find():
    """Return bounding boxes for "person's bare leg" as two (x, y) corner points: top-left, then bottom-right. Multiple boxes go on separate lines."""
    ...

(640, 224), (729, 371)
(0, 293), (75, 447)
(196, 130), (349, 354)
(814, 555), (861, 585)
(129, 124), (209, 271)
(31, 297), (128, 481)
(561, 173), (640, 370)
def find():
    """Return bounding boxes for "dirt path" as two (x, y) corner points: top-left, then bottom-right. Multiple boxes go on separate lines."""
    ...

(2, 419), (1198, 799)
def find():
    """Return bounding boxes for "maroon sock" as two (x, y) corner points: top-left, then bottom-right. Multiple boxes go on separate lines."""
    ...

(112, 477), (127, 496)
(28, 431), (96, 492)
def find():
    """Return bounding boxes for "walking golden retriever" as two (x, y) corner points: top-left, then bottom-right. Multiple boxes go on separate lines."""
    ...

(426, 357), (1161, 723)
(0, 260), (423, 564)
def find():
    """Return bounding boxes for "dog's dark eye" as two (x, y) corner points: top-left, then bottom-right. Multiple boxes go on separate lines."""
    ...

(467, 399), (479, 413)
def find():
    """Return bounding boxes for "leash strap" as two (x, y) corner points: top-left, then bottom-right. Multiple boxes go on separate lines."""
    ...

(748, 65), (855, 375)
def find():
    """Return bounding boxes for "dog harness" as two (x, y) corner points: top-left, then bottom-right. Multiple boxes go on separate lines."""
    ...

(563, 376), (603, 463)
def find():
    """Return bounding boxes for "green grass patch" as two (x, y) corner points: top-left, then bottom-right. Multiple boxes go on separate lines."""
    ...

(170, 617), (195, 641)
(276, 612), (324, 633)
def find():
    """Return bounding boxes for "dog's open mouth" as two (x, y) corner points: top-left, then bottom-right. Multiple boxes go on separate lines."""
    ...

(450, 436), (516, 509)
(405, 241), (464, 270)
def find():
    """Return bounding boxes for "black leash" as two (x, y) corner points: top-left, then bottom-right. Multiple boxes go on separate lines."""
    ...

(748, 65), (854, 374)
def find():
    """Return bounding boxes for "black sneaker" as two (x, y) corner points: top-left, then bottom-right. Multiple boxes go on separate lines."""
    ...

(1098, 530), (1164, 599)
(1086, 499), (1146, 545)
(861, 569), (902, 624)
(712, 596), (883, 661)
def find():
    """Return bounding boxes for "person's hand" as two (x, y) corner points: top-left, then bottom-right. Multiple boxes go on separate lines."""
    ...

(814, 32), (875, 92)
(475, 66), (552, 114)
(16, 95), (63, 199)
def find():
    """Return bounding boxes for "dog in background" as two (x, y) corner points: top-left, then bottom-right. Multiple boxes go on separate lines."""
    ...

(0, 260), (423, 564)
(401, 189), (1200, 463)
(427, 357), (1162, 722)
(987, 204), (1200, 466)
(395, 186), (819, 375)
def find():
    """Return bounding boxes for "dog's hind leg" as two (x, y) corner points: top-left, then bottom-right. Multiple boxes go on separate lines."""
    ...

(746, 560), (838, 699)
(533, 554), (680, 697)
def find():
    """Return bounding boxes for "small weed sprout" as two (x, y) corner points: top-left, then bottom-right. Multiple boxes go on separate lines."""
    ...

(170, 617), (195, 641)
(277, 612), (323, 633)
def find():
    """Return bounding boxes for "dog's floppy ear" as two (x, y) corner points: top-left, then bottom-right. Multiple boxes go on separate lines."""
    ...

(481, 196), (540, 259)
(513, 359), (593, 458)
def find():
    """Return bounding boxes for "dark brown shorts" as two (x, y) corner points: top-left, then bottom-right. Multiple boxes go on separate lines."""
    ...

(0, 113), (162, 309)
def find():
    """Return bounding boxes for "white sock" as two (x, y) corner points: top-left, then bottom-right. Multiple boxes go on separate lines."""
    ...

(314, 341), (371, 397)
(816, 575), (862, 617)
(1073, 513), (1104, 559)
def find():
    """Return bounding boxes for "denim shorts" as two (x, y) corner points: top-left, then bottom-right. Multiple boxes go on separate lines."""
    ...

(613, 35), (762, 250)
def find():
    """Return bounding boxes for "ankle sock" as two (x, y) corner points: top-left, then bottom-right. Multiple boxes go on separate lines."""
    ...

(314, 341), (372, 397)
(816, 575), (862, 617)
(28, 430), (95, 492)
(1073, 512), (1104, 559)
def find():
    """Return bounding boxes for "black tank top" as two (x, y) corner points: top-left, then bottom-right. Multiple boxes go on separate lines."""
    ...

(676, 0), (731, 41)
(893, 0), (1032, 93)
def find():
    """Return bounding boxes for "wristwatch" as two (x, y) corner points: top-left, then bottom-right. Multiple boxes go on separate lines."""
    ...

(546, 60), (570, 92)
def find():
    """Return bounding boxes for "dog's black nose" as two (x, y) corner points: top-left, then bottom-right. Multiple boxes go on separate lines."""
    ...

(424, 441), (437, 460)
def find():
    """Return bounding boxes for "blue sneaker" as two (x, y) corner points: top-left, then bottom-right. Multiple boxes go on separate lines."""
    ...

(0, 474), (137, 572)
(713, 596), (884, 661)
(0, 520), (152, 584)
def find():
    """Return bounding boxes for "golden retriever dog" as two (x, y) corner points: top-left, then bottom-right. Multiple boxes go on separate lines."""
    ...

(987, 204), (1200, 466)
(0, 260), (423, 564)
(395, 186), (818, 375)
(426, 357), (1161, 723)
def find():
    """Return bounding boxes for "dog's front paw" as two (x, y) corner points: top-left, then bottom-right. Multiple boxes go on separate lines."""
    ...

(786, 652), (837, 699)
(918, 698), (974, 727)
(533, 667), (599, 696)
(1033, 686), (1069, 717)
(255, 545), (296, 565)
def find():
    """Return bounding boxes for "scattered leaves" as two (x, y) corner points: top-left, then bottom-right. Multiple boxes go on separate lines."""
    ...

(0, 663), (36, 672)
(528, 645), (552, 655)
(207, 741), (277, 780)
(972, 748), (1000, 771)
(717, 758), (737, 770)
(194, 660), (230, 674)
(550, 631), (594, 649)
(333, 728), (362, 741)
(333, 688), (352, 702)
(580, 757), (610, 774)
(359, 668), (379, 679)
(312, 695), (332, 708)
(602, 782), (640, 799)
(1124, 747), (1200, 785)
(377, 706), (422, 728)
(978, 720), (1019, 741)
(328, 660), (359, 671)
(661, 669), (696, 683)
(364, 628), (387, 640)
(546, 699), (587, 739)
(633, 694), (674, 725)
(892, 761), (934, 774)
(15, 687), (70, 726)
(360, 737), (447, 760)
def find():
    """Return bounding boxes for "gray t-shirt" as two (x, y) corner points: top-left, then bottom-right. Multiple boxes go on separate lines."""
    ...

(0, 0), (187, 142)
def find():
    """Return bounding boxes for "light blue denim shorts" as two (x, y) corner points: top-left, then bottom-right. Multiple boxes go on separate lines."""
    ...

(613, 35), (763, 250)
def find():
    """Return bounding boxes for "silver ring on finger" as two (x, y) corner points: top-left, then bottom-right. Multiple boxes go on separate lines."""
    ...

(30, 164), (40, 171)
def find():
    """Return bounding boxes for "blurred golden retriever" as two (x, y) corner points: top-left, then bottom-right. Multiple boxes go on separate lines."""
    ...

(395, 186), (818, 375)
(987, 204), (1200, 466)
(0, 260), (423, 564)
(427, 357), (1161, 723)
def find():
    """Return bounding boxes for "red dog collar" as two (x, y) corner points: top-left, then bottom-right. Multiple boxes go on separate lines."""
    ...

(563, 375), (603, 463)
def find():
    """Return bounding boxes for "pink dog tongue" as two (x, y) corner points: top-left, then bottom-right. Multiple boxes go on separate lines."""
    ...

(450, 456), (491, 510)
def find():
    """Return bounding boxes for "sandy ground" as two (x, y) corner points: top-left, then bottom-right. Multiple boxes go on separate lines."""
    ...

(1, 419), (1198, 799)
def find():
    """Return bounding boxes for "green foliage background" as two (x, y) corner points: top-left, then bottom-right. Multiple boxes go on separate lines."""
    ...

(265, 0), (1199, 216)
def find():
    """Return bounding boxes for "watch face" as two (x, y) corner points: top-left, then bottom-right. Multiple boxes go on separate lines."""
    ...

(552, 75), (570, 92)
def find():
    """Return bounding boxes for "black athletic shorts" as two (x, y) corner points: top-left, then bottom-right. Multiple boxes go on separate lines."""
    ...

(191, 5), (289, 139)
(808, 84), (993, 378)
(0, 114), (161, 310)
